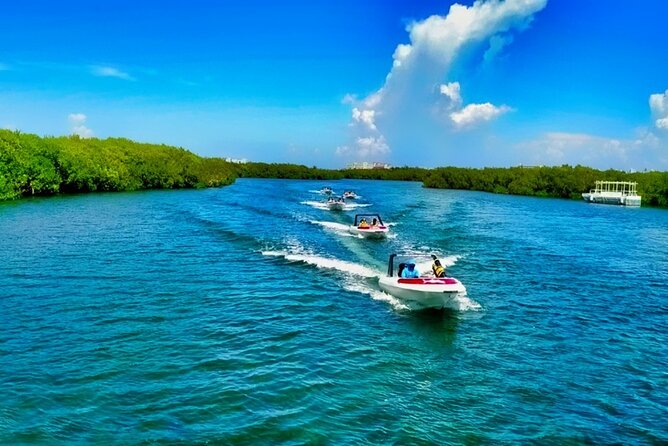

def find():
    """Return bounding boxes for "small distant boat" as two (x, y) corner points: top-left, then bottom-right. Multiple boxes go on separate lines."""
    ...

(326, 196), (345, 211)
(582, 181), (641, 206)
(320, 187), (333, 195)
(378, 254), (466, 310)
(343, 191), (358, 200)
(349, 214), (389, 239)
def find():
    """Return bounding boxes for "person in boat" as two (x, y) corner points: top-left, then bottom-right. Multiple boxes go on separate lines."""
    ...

(401, 259), (420, 278)
(371, 218), (379, 228)
(432, 258), (446, 278)
(358, 218), (370, 229)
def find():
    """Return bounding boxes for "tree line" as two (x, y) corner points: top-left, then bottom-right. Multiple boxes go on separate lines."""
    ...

(233, 162), (668, 207)
(0, 130), (236, 200)
(2, 130), (667, 207)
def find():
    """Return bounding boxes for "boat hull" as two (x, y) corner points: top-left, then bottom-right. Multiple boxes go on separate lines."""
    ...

(378, 277), (466, 310)
(327, 203), (344, 211)
(348, 226), (388, 239)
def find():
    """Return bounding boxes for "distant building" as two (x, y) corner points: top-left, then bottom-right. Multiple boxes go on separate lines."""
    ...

(346, 162), (392, 170)
(225, 157), (249, 164)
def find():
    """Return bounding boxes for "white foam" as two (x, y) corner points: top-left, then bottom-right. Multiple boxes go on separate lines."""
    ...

(310, 221), (359, 238)
(448, 293), (483, 312)
(261, 250), (380, 278)
(341, 279), (409, 311)
(344, 203), (372, 210)
(311, 221), (350, 232)
(301, 200), (331, 210)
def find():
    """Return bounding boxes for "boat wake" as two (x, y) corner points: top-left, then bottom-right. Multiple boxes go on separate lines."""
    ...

(261, 245), (481, 312)
(310, 220), (354, 235)
(261, 249), (379, 279)
(301, 201), (373, 212)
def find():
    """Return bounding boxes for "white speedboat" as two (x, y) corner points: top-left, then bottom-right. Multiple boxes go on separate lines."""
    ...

(320, 187), (333, 195)
(348, 214), (389, 239)
(343, 191), (357, 200)
(326, 196), (345, 211)
(378, 254), (466, 310)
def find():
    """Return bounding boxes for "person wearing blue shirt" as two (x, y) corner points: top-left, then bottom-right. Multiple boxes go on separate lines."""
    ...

(401, 259), (420, 278)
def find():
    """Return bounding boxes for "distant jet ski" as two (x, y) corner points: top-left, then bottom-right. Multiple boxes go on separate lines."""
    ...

(343, 191), (358, 199)
(378, 254), (466, 309)
(320, 187), (333, 195)
(349, 214), (388, 239)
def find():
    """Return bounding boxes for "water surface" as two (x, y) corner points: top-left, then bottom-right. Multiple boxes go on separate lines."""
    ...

(1, 179), (667, 444)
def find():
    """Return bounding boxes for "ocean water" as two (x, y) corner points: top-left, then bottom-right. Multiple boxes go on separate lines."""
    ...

(1, 178), (666, 444)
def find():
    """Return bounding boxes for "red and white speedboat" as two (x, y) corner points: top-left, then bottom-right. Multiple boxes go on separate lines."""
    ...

(378, 254), (466, 309)
(349, 214), (389, 239)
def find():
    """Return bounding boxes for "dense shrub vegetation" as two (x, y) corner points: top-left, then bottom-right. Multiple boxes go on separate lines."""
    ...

(422, 165), (668, 207)
(2, 130), (667, 207)
(0, 130), (236, 200)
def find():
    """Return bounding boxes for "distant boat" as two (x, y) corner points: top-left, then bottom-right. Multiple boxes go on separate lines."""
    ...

(326, 196), (345, 211)
(582, 181), (641, 206)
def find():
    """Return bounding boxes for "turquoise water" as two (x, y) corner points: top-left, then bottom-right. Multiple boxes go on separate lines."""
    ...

(1, 178), (667, 444)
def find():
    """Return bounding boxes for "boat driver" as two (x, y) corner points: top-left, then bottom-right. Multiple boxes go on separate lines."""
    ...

(371, 218), (379, 228)
(401, 259), (420, 278)
(358, 218), (370, 229)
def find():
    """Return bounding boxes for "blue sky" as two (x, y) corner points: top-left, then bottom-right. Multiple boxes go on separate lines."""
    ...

(1, 0), (667, 169)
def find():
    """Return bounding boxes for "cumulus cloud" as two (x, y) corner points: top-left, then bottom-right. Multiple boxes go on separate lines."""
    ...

(339, 0), (547, 160)
(351, 107), (377, 131)
(650, 89), (668, 130)
(439, 82), (462, 109)
(438, 81), (511, 127)
(68, 113), (94, 138)
(516, 130), (666, 170)
(450, 102), (511, 127)
(91, 65), (135, 81)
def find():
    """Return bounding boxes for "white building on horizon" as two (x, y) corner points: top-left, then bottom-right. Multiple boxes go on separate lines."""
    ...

(346, 161), (392, 170)
(225, 157), (249, 164)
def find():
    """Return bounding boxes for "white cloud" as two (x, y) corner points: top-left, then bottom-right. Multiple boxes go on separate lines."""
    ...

(340, 0), (547, 160)
(68, 113), (94, 138)
(516, 130), (667, 169)
(336, 136), (389, 159)
(439, 82), (462, 109)
(341, 93), (357, 105)
(351, 107), (377, 131)
(656, 118), (668, 129)
(450, 102), (511, 127)
(650, 89), (668, 130)
(91, 65), (135, 81)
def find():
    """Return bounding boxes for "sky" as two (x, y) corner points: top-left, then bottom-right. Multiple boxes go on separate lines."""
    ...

(1, 0), (668, 169)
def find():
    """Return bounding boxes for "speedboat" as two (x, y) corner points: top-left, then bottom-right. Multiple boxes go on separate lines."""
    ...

(349, 214), (389, 239)
(320, 187), (333, 195)
(378, 254), (466, 310)
(343, 191), (358, 200)
(326, 196), (345, 211)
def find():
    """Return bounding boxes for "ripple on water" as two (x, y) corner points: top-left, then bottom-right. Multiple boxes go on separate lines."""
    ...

(1, 181), (667, 444)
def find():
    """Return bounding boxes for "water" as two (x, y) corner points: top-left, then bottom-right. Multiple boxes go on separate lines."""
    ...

(1, 179), (667, 444)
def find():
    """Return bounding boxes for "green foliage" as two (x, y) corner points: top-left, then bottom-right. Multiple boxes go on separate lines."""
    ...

(0, 130), (235, 200)
(423, 165), (668, 207)
(3, 129), (667, 208)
